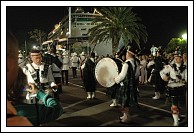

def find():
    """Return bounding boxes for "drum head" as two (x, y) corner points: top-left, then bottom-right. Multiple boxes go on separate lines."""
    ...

(95, 58), (118, 87)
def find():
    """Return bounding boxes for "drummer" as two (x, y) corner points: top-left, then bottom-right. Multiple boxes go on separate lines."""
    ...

(114, 43), (140, 124)
(106, 51), (123, 107)
(160, 50), (187, 126)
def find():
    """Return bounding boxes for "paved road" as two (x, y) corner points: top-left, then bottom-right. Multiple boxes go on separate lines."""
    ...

(42, 69), (188, 130)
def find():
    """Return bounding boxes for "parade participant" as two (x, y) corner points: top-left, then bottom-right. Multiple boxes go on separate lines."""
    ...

(114, 44), (139, 123)
(106, 52), (123, 107)
(70, 52), (79, 78)
(160, 51), (187, 126)
(62, 51), (70, 85)
(49, 45), (63, 100)
(151, 49), (166, 99)
(23, 49), (58, 103)
(81, 52), (96, 99)
(79, 51), (87, 80)
(7, 31), (63, 126)
(147, 55), (155, 84)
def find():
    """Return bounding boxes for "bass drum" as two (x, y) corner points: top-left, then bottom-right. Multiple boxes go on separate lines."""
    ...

(95, 58), (119, 87)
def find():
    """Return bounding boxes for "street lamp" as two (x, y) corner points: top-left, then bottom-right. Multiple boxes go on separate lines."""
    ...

(182, 33), (187, 40)
(33, 45), (36, 49)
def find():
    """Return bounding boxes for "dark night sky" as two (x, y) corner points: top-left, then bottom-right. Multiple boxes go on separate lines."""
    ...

(6, 6), (188, 49)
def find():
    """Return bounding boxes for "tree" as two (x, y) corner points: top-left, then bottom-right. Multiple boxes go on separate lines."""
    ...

(165, 38), (187, 53)
(88, 7), (148, 54)
(71, 42), (83, 54)
(28, 29), (47, 46)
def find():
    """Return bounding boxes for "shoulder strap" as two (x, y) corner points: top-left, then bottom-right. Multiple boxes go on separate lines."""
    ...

(28, 63), (41, 87)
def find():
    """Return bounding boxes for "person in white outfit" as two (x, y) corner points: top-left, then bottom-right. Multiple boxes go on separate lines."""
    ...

(70, 52), (79, 78)
(62, 51), (70, 85)
(23, 49), (57, 103)
(160, 51), (187, 126)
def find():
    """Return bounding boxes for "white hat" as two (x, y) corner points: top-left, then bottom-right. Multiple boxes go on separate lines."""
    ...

(80, 52), (85, 55)
(62, 51), (68, 56)
(73, 52), (77, 56)
(18, 54), (23, 57)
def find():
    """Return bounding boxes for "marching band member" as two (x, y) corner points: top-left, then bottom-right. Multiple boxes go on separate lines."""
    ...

(23, 49), (58, 103)
(49, 45), (63, 100)
(70, 52), (79, 78)
(114, 44), (139, 124)
(160, 51), (187, 126)
(81, 52), (96, 99)
(152, 49), (166, 99)
(7, 31), (63, 126)
(107, 52), (123, 107)
(79, 51), (87, 80)
(62, 51), (70, 85)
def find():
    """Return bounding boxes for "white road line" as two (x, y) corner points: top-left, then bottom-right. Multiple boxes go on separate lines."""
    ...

(138, 103), (171, 114)
(63, 100), (88, 110)
(68, 82), (83, 88)
(68, 82), (171, 114)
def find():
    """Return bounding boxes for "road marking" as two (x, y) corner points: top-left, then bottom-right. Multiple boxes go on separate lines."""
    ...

(68, 82), (172, 114)
(68, 82), (83, 88)
(59, 101), (112, 120)
(63, 100), (88, 110)
(138, 103), (171, 114)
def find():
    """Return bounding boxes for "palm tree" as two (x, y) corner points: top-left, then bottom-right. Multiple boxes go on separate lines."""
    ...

(88, 7), (148, 54)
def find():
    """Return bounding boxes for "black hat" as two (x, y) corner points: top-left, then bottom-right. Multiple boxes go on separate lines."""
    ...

(50, 44), (56, 50)
(174, 50), (182, 57)
(156, 48), (163, 55)
(116, 45), (127, 58)
(90, 51), (95, 58)
(127, 42), (140, 55)
(30, 49), (41, 56)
